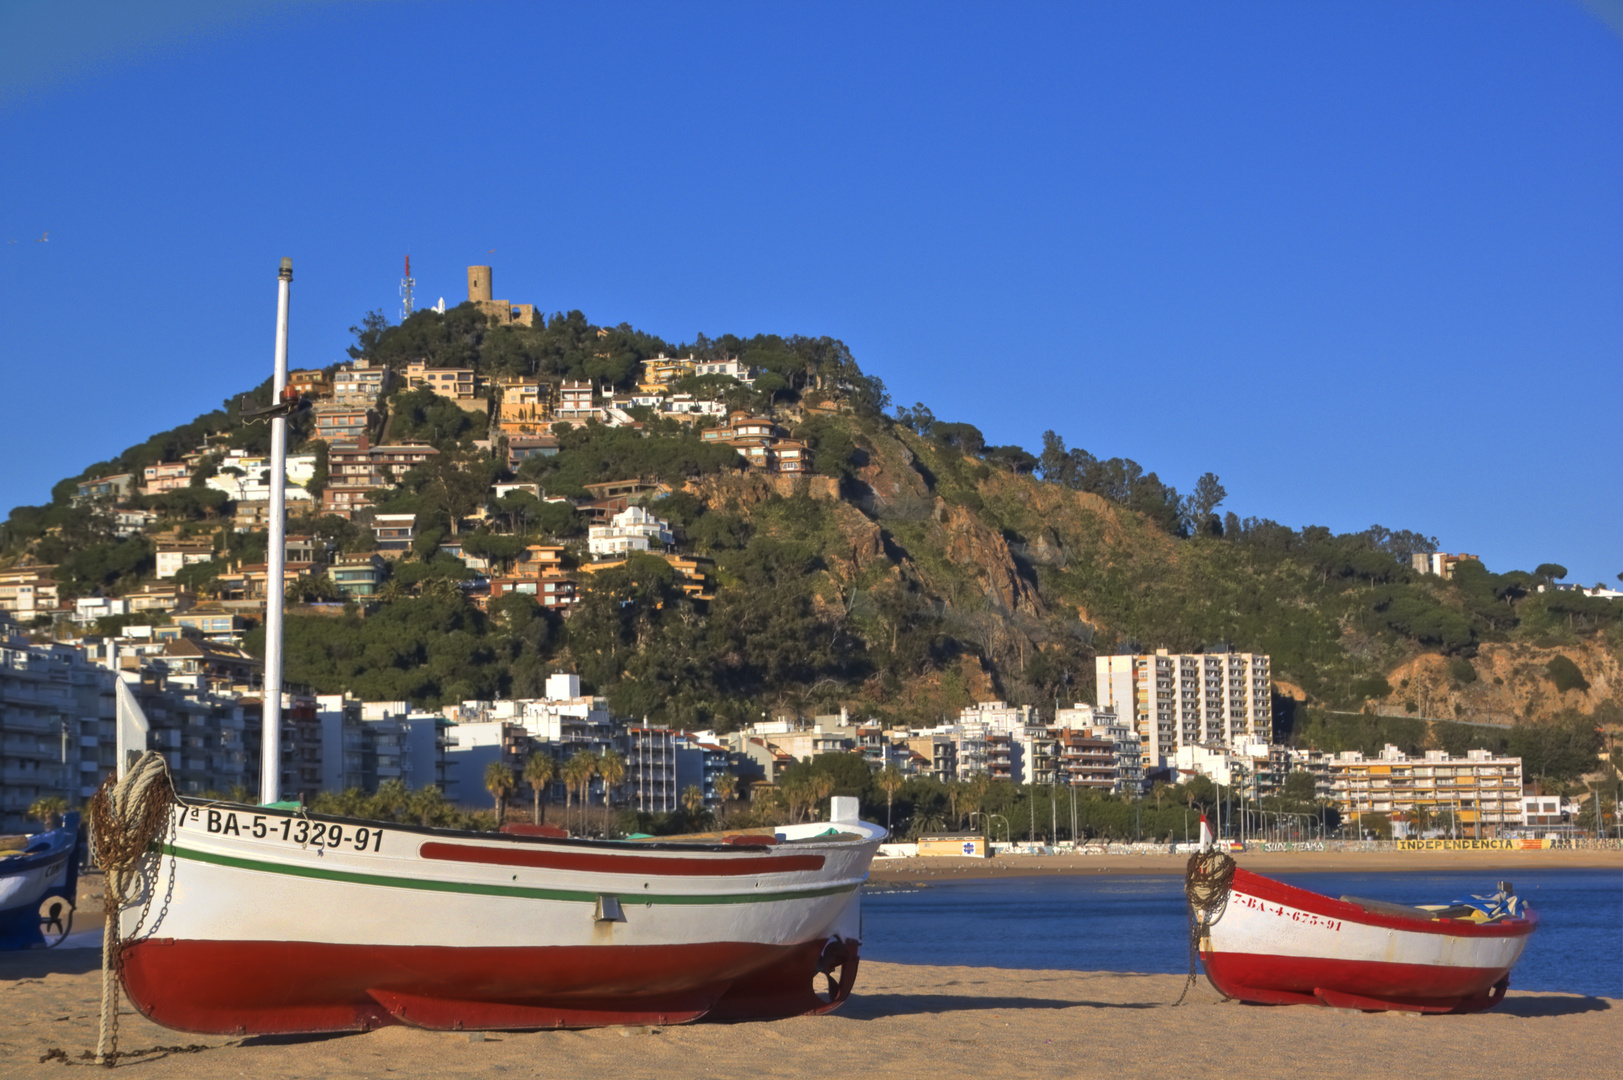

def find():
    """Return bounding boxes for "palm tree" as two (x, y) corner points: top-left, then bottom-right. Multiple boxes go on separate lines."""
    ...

(484, 760), (517, 823)
(681, 784), (706, 822)
(713, 772), (738, 824)
(409, 784), (448, 827)
(524, 752), (557, 824)
(781, 776), (812, 823)
(877, 766), (905, 833)
(811, 774), (835, 820)
(373, 778), (411, 820)
(563, 751), (598, 834)
(28, 796), (67, 830)
(597, 749), (627, 834)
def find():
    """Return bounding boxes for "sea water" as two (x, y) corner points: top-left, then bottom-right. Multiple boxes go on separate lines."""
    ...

(860, 868), (1623, 999)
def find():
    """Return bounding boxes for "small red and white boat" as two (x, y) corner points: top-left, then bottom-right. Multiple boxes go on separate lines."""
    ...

(1190, 822), (1537, 1012)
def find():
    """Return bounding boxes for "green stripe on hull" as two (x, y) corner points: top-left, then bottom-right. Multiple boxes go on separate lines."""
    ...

(159, 844), (861, 906)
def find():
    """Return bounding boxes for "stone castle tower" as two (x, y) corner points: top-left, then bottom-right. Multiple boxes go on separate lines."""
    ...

(465, 265), (534, 327)
(467, 266), (492, 304)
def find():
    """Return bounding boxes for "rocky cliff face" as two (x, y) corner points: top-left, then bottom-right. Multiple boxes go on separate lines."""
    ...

(1375, 640), (1620, 726)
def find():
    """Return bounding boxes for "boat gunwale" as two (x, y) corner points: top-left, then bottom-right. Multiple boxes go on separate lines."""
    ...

(171, 796), (880, 856)
(1229, 866), (1539, 940)
(0, 834), (76, 878)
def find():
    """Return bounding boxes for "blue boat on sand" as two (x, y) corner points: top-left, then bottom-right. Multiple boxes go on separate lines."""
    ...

(0, 811), (81, 949)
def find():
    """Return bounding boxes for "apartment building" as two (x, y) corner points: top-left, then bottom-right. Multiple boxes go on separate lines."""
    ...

(315, 694), (451, 795)
(0, 635), (115, 831)
(1095, 649), (1272, 768)
(1328, 745), (1524, 833)
(623, 725), (728, 811)
(1053, 704), (1143, 793)
(1053, 728), (1117, 790)
(325, 436), (438, 491)
(0, 565), (59, 622)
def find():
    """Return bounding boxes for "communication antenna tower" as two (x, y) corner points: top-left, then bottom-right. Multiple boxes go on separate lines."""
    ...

(400, 255), (415, 321)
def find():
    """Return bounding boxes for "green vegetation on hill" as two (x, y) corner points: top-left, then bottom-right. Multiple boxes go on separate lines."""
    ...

(4, 304), (1618, 776)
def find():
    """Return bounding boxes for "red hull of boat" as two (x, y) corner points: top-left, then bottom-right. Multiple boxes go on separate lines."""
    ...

(120, 936), (857, 1034)
(1199, 867), (1535, 1013)
(1203, 953), (1511, 1012)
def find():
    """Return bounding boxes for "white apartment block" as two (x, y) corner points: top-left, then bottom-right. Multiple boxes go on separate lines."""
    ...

(1096, 650), (1272, 769)
(1054, 704), (1143, 793)
(1327, 745), (1524, 832)
(956, 701), (1040, 733)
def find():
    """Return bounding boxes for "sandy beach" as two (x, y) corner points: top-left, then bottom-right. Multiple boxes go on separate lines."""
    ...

(3, 950), (1616, 1079)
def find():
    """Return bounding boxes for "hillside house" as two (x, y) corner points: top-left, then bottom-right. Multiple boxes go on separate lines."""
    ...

(637, 353), (697, 393)
(74, 474), (135, 505)
(493, 376), (552, 434)
(699, 413), (811, 474)
(314, 404), (371, 443)
(371, 514), (416, 552)
(156, 542), (215, 579)
(125, 582), (193, 615)
(331, 553), (386, 599)
(587, 506), (675, 559)
(404, 360), (479, 402)
(578, 552), (713, 601)
(141, 461), (192, 495)
(692, 358), (754, 385)
(505, 434), (559, 468)
(553, 380), (601, 423)
(331, 359), (389, 404)
(287, 369), (331, 399)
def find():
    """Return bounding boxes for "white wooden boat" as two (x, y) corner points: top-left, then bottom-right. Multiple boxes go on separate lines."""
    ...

(116, 794), (883, 1033)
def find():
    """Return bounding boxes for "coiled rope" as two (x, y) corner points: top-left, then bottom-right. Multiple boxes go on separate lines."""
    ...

(87, 752), (176, 1065)
(1172, 846), (1236, 1006)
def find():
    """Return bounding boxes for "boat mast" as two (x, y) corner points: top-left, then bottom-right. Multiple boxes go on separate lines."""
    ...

(261, 257), (292, 806)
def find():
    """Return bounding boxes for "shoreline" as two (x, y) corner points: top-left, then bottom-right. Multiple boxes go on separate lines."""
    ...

(867, 848), (1623, 882)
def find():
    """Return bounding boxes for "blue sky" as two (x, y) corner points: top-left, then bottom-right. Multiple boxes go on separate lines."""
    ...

(2, 1), (1619, 585)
